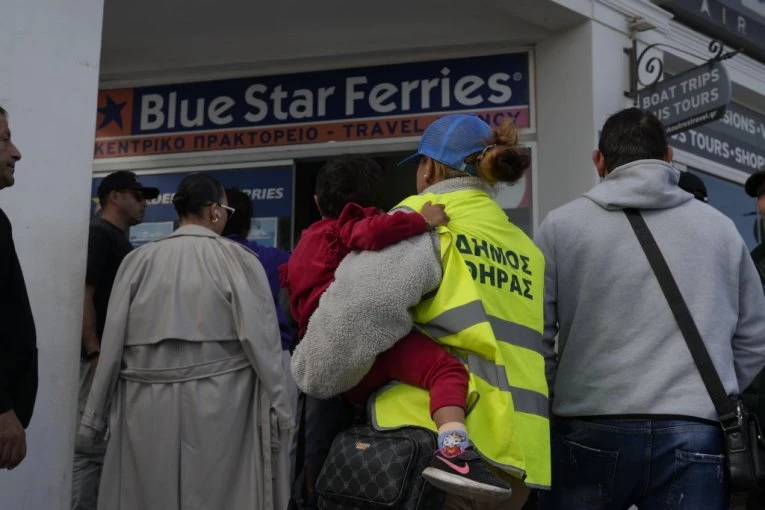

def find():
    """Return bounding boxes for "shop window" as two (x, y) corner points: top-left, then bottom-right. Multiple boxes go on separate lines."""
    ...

(689, 169), (761, 250)
(293, 151), (534, 246)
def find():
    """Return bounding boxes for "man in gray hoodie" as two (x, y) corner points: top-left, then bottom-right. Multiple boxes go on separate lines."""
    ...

(536, 108), (765, 510)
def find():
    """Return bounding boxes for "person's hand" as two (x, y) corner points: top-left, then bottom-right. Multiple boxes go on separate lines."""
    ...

(420, 201), (449, 228)
(0, 409), (26, 470)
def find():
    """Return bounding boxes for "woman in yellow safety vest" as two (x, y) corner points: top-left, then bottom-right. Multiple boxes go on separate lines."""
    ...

(293, 114), (550, 510)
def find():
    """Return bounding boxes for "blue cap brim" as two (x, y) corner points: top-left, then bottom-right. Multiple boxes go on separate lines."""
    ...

(397, 153), (423, 167)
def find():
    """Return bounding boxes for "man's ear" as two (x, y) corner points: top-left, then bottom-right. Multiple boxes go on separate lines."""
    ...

(593, 149), (608, 179)
(664, 147), (674, 163)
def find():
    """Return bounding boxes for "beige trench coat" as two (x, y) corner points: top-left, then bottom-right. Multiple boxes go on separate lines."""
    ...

(79, 225), (295, 510)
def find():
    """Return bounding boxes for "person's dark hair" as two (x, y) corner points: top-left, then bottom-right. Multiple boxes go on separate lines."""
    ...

(172, 173), (225, 218)
(315, 156), (384, 218)
(678, 172), (708, 202)
(222, 188), (252, 237)
(598, 108), (668, 173)
(462, 119), (530, 184)
(0, 105), (7, 118)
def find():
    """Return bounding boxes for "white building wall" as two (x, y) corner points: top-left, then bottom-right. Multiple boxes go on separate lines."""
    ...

(0, 1), (105, 508)
(0, 0), (759, 505)
(536, 22), (599, 222)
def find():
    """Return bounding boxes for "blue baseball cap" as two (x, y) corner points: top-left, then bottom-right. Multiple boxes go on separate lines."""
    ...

(398, 114), (495, 175)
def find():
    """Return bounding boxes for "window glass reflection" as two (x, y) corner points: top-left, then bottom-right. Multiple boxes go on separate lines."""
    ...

(688, 168), (761, 250)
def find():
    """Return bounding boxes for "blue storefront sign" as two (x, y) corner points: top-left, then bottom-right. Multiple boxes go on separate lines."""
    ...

(658, 0), (765, 63)
(94, 52), (532, 158)
(91, 164), (294, 222)
(670, 102), (765, 174)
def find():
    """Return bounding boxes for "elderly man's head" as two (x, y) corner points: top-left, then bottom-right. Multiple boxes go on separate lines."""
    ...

(0, 106), (22, 190)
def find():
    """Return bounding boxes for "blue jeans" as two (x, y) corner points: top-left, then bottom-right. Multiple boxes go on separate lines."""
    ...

(538, 418), (730, 510)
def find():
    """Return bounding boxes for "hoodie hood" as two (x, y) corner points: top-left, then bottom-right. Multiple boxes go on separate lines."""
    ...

(584, 159), (693, 211)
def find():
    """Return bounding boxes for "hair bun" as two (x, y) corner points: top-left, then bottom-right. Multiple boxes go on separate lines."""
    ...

(473, 119), (529, 184)
(477, 147), (530, 184)
(171, 192), (186, 206)
(172, 173), (225, 219)
(171, 191), (190, 216)
(495, 150), (530, 182)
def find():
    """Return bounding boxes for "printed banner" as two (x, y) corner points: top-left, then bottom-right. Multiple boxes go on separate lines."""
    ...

(94, 52), (531, 158)
(638, 61), (730, 134)
(670, 102), (765, 174)
(659, 0), (765, 63)
(129, 222), (175, 247)
(248, 217), (278, 248)
(91, 164), (294, 222)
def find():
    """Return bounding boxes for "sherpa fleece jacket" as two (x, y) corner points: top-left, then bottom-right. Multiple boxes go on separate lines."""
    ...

(290, 177), (494, 398)
(280, 202), (429, 341)
(535, 160), (765, 421)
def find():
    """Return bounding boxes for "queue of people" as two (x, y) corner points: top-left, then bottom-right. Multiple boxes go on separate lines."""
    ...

(2, 101), (765, 510)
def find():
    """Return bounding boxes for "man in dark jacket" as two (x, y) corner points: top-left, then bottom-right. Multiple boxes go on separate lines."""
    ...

(73, 170), (158, 509)
(747, 169), (765, 292)
(743, 169), (765, 509)
(0, 105), (37, 471)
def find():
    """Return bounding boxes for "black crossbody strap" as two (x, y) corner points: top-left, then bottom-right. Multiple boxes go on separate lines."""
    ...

(624, 208), (736, 419)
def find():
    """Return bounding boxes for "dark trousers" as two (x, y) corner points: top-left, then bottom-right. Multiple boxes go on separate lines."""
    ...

(290, 396), (357, 509)
(538, 417), (730, 510)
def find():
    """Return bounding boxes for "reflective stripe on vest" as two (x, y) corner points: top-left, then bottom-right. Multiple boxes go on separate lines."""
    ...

(461, 353), (548, 418)
(418, 300), (546, 357)
(371, 186), (551, 488)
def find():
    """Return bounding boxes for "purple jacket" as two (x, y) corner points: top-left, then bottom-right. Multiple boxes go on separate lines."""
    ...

(226, 234), (293, 350)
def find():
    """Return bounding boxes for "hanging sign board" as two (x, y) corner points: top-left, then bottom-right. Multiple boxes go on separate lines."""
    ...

(637, 60), (731, 134)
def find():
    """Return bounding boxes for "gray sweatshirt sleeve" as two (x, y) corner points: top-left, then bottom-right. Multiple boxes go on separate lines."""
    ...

(291, 232), (442, 398)
(534, 217), (559, 395)
(732, 241), (765, 392)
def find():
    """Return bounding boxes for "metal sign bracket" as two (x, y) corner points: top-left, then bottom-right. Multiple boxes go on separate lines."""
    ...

(624, 19), (740, 105)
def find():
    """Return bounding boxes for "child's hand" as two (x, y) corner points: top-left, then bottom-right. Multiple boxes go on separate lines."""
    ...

(420, 201), (449, 228)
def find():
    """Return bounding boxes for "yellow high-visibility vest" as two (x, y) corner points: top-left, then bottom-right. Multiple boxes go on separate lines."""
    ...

(371, 186), (551, 489)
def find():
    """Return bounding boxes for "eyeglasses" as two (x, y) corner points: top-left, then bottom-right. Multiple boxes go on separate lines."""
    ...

(220, 204), (235, 218)
(209, 202), (235, 219)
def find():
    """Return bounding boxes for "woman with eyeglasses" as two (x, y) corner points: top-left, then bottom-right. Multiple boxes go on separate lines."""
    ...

(79, 173), (295, 510)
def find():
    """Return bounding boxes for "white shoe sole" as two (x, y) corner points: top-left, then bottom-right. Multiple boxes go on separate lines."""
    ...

(422, 467), (513, 502)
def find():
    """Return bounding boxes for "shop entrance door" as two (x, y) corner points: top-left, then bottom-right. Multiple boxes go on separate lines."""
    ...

(292, 152), (417, 246)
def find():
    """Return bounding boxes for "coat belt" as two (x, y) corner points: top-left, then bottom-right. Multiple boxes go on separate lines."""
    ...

(120, 353), (251, 383)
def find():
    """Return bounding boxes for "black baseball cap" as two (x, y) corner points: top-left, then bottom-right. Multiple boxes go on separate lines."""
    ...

(745, 169), (765, 198)
(678, 172), (708, 203)
(97, 171), (160, 201)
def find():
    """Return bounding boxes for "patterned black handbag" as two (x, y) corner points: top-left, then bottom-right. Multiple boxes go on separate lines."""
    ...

(316, 425), (445, 509)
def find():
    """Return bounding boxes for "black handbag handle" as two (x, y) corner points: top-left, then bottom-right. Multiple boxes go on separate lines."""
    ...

(624, 208), (738, 421)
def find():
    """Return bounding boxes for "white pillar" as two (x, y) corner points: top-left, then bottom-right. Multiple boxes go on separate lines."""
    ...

(0, 1), (104, 508)
(535, 19), (634, 222)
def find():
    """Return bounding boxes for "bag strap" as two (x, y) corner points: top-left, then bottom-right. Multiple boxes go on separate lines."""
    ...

(623, 208), (738, 422)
